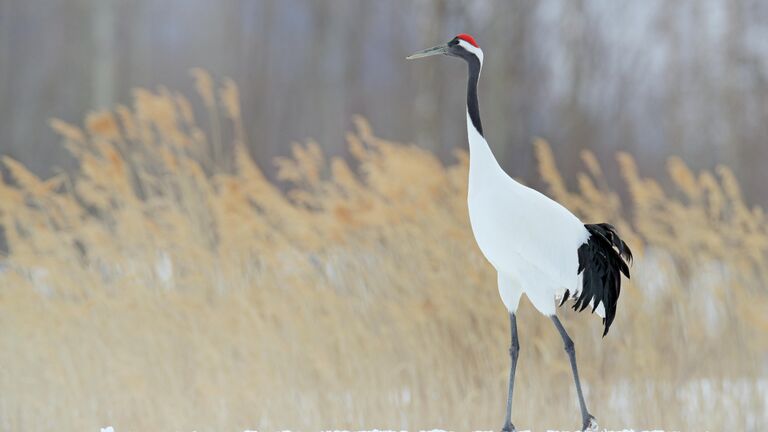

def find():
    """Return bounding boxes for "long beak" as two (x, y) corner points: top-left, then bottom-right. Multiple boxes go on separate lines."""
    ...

(406, 44), (448, 60)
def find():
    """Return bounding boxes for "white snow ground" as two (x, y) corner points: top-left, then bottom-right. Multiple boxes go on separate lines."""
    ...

(98, 377), (768, 431)
(101, 428), (672, 432)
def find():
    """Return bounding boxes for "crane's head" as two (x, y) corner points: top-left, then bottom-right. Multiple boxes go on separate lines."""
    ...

(406, 33), (483, 65)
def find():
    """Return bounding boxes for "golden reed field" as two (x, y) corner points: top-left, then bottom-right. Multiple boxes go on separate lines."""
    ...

(1, 70), (767, 431)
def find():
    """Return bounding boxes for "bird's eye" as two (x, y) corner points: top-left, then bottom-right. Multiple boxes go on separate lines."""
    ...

(448, 39), (459, 46)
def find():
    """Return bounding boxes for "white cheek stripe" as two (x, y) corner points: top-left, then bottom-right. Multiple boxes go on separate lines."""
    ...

(458, 39), (484, 66)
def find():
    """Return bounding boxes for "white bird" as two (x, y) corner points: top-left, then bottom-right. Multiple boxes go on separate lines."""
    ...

(408, 34), (633, 432)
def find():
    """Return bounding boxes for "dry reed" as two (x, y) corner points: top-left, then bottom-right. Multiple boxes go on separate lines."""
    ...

(0, 70), (766, 431)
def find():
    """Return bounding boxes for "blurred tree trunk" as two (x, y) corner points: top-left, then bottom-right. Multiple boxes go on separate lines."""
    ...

(413, 0), (447, 154)
(91, 0), (115, 109)
(0, 0), (11, 158)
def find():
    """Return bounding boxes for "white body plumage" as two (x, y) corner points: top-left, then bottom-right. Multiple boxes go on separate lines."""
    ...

(466, 114), (593, 317)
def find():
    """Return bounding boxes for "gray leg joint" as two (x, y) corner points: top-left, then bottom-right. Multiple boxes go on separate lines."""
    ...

(563, 337), (575, 354)
(509, 342), (519, 358)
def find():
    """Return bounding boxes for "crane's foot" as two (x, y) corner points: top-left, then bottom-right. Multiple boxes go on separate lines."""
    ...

(581, 414), (598, 431)
(501, 421), (516, 432)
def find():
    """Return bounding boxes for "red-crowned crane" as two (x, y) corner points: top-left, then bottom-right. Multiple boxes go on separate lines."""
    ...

(407, 34), (633, 432)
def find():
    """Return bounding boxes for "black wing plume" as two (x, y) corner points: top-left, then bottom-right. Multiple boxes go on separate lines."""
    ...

(572, 223), (633, 336)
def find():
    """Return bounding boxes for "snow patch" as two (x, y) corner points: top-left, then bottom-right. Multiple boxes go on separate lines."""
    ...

(100, 428), (673, 432)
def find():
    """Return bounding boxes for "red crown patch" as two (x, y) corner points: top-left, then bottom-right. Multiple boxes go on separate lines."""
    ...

(456, 33), (479, 48)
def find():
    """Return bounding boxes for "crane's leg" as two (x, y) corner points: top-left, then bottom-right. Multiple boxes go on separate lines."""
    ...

(550, 315), (597, 431)
(501, 313), (519, 432)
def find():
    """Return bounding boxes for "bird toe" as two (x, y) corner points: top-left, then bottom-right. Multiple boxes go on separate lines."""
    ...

(582, 414), (598, 431)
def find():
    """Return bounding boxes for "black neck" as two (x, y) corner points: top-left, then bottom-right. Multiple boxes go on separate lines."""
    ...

(466, 56), (483, 136)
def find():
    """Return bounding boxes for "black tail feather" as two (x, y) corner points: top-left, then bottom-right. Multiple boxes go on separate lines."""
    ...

(573, 223), (633, 336)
